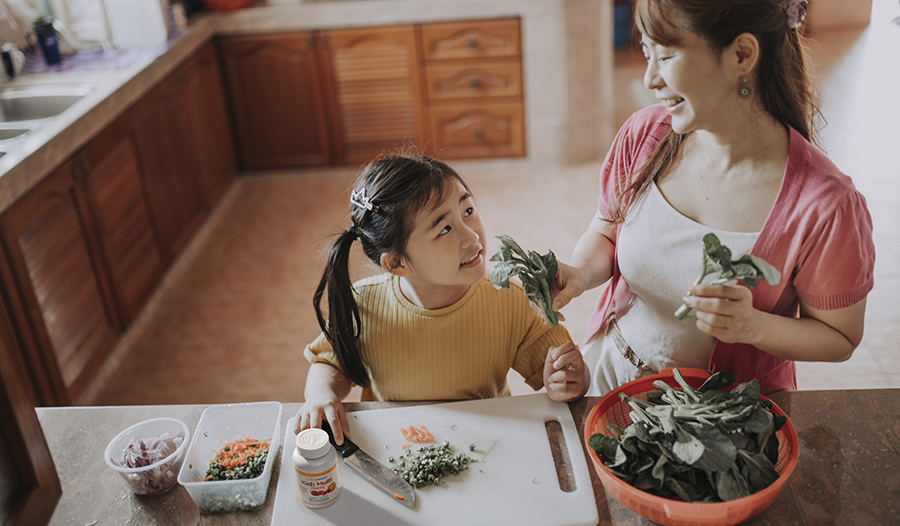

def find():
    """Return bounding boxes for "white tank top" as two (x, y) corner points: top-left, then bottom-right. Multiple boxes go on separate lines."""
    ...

(615, 182), (759, 371)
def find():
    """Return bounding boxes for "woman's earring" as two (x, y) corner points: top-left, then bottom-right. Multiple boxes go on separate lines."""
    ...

(737, 75), (754, 100)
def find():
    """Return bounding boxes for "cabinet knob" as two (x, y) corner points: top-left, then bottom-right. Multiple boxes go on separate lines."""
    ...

(82, 161), (91, 171)
(470, 128), (484, 141)
(70, 167), (80, 180)
(468, 78), (482, 90)
(307, 37), (315, 49)
(465, 38), (478, 49)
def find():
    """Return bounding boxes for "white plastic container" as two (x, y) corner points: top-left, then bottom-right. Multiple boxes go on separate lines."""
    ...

(102, 0), (168, 49)
(293, 428), (340, 508)
(177, 401), (283, 513)
(104, 417), (189, 495)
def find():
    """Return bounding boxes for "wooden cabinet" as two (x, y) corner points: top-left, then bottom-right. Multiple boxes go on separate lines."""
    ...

(131, 74), (204, 261)
(0, 40), (236, 406)
(220, 32), (332, 168)
(318, 25), (427, 164)
(76, 116), (166, 326)
(0, 165), (121, 406)
(177, 43), (237, 208)
(419, 18), (525, 159)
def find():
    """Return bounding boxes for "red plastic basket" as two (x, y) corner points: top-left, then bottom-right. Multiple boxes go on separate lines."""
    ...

(584, 368), (799, 526)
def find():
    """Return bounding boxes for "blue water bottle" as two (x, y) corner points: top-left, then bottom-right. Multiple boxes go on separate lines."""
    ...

(34, 17), (61, 66)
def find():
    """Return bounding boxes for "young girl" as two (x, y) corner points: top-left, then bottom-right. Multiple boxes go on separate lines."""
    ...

(295, 155), (586, 444)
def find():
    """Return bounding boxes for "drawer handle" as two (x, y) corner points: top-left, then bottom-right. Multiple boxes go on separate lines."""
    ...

(468, 78), (482, 89)
(70, 167), (80, 181)
(465, 38), (478, 49)
(470, 128), (484, 141)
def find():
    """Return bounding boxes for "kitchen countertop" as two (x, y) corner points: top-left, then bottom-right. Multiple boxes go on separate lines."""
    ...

(36, 388), (900, 525)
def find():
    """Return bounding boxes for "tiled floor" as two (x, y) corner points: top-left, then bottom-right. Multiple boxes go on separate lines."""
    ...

(80, 2), (900, 406)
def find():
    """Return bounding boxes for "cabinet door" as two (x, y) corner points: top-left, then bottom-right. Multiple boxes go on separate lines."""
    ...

(0, 165), (120, 405)
(132, 75), (203, 261)
(78, 115), (166, 326)
(320, 25), (427, 164)
(177, 42), (237, 208)
(220, 33), (332, 168)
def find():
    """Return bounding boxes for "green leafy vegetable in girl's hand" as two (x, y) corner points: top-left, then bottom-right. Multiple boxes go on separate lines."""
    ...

(588, 369), (785, 503)
(490, 235), (559, 327)
(675, 233), (782, 320)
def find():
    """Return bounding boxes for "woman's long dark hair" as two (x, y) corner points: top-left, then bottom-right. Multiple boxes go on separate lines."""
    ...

(610, 0), (822, 221)
(313, 155), (470, 387)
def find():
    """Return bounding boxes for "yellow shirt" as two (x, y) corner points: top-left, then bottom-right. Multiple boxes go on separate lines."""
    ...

(304, 274), (573, 401)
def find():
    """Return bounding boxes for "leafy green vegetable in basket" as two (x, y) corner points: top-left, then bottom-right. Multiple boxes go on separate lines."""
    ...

(589, 369), (786, 503)
(489, 235), (559, 327)
(675, 233), (781, 320)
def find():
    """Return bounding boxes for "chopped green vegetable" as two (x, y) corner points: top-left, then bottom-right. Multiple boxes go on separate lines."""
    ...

(589, 369), (785, 503)
(490, 235), (559, 327)
(675, 233), (781, 319)
(468, 443), (476, 452)
(391, 442), (474, 488)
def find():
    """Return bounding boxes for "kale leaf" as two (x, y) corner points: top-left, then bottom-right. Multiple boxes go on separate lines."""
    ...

(675, 233), (782, 320)
(489, 235), (559, 327)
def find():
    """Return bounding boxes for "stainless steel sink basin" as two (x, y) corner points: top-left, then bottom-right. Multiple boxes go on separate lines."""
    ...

(0, 84), (94, 123)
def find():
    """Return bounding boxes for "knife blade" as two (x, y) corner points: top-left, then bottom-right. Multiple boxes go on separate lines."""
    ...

(321, 420), (416, 508)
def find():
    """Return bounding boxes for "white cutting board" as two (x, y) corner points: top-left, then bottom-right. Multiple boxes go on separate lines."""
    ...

(270, 394), (598, 526)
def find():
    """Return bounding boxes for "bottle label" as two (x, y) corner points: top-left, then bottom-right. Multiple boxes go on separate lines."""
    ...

(295, 462), (340, 507)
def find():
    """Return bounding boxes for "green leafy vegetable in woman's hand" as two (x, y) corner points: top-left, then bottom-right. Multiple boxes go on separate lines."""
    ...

(489, 235), (559, 327)
(675, 233), (782, 320)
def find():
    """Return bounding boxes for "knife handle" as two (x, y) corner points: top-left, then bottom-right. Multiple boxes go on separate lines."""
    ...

(320, 420), (359, 458)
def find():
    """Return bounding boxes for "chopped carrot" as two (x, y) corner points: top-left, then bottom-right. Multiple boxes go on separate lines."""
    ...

(394, 493), (405, 501)
(400, 425), (434, 443)
(401, 444), (412, 449)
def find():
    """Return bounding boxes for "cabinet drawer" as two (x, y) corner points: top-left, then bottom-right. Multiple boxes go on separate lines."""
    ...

(428, 101), (525, 159)
(420, 18), (521, 61)
(424, 60), (522, 100)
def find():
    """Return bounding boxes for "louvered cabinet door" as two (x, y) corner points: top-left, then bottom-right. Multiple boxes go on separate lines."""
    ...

(220, 33), (332, 168)
(0, 165), (120, 405)
(78, 116), (165, 326)
(319, 25), (427, 164)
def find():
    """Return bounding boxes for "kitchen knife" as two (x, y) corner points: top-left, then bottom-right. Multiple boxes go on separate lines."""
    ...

(320, 420), (416, 508)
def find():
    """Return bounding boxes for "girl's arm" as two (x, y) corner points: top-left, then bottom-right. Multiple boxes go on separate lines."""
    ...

(684, 284), (867, 362)
(293, 362), (353, 444)
(551, 210), (618, 318)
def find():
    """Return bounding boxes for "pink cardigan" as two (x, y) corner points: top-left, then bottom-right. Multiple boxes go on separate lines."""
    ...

(584, 106), (875, 393)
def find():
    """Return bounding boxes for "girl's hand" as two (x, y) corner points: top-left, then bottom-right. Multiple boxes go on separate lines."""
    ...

(682, 284), (760, 344)
(543, 342), (588, 401)
(548, 262), (591, 322)
(294, 392), (351, 445)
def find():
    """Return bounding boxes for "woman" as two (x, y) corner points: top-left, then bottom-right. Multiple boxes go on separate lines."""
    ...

(552, 0), (875, 395)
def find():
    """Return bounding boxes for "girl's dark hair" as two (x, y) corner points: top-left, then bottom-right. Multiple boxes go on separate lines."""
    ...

(611, 0), (822, 221)
(313, 154), (471, 387)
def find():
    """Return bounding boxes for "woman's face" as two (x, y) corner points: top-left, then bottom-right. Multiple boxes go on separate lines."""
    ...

(398, 180), (487, 292)
(641, 27), (736, 135)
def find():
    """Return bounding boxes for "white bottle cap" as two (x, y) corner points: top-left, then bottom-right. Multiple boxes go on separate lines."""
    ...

(296, 428), (332, 459)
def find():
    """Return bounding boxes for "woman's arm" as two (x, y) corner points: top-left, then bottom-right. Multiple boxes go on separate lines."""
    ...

(293, 362), (353, 444)
(551, 209), (618, 317)
(685, 284), (867, 362)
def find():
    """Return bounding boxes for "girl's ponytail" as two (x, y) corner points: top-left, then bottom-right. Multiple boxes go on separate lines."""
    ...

(313, 226), (370, 387)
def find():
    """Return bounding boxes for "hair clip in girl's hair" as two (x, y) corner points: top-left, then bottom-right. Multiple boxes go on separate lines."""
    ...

(783, 0), (808, 29)
(350, 188), (379, 212)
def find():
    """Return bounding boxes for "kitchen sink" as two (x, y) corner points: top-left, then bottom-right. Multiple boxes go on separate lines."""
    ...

(0, 128), (28, 140)
(0, 84), (94, 123)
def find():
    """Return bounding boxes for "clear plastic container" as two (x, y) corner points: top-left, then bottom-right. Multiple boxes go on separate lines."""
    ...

(104, 417), (189, 495)
(177, 401), (283, 513)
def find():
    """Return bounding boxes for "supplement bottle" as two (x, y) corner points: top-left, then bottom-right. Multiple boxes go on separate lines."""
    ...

(293, 428), (340, 508)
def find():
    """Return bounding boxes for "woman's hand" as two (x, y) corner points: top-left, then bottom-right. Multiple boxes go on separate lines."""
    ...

(294, 392), (351, 445)
(548, 262), (591, 322)
(543, 342), (588, 401)
(681, 284), (760, 344)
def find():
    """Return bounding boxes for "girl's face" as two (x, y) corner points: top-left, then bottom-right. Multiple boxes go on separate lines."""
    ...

(394, 180), (487, 302)
(641, 27), (735, 135)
